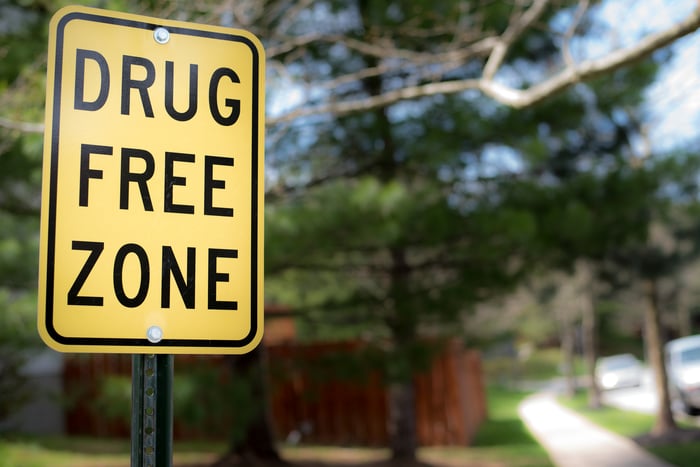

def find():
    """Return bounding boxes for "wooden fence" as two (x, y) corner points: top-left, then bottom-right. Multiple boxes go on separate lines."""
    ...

(63, 340), (486, 446)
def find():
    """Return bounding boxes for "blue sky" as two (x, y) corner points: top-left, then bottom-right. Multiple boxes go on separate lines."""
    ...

(581, 0), (700, 153)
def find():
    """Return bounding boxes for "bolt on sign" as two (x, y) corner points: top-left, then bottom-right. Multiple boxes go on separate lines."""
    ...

(38, 6), (265, 354)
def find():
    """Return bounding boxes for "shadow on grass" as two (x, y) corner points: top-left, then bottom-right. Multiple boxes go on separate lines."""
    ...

(33, 436), (129, 454)
(472, 418), (535, 447)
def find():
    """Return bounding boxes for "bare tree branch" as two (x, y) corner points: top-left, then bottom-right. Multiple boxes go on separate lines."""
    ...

(483, 0), (550, 79)
(561, 0), (590, 69)
(5, 2), (700, 133)
(489, 3), (700, 108)
(271, 4), (700, 124)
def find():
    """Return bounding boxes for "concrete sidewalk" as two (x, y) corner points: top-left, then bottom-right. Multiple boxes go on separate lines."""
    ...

(519, 393), (674, 467)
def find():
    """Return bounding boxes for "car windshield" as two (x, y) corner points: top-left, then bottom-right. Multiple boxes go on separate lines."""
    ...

(600, 355), (637, 371)
(680, 347), (700, 364)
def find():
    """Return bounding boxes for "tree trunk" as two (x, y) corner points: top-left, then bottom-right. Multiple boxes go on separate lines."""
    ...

(217, 345), (287, 466)
(383, 245), (420, 461)
(644, 278), (677, 435)
(678, 304), (692, 338)
(559, 319), (577, 398)
(581, 288), (601, 409)
(676, 278), (692, 337)
(388, 381), (417, 461)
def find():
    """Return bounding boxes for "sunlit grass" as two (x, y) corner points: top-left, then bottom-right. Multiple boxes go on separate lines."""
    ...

(0, 436), (223, 467)
(1, 388), (552, 467)
(558, 391), (655, 437)
(0, 438), (126, 467)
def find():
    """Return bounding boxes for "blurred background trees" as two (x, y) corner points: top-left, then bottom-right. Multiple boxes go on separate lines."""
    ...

(3, 0), (700, 461)
(0, 0), (49, 428)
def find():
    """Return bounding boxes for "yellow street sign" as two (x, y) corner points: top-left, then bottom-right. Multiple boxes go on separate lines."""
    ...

(38, 6), (264, 354)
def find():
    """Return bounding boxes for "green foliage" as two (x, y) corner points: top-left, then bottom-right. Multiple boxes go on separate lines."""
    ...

(0, 290), (38, 346)
(0, 288), (38, 427)
(0, 349), (32, 425)
(172, 365), (257, 444)
(263, 4), (674, 404)
(91, 375), (131, 423)
(483, 348), (585, 386)
(0, 3), (48, 385)
(91, 365), (257, 443)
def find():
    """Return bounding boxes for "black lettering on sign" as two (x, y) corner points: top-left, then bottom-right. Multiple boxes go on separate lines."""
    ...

(67, 240), (104, 306)
(164, 152), (195, 214)
(120, 148), (155, 211)
(204, 156), (234, 217)
(161, 246), (196, 308)
(74, 49), (109, 111)
(113, 243), (150, 308)
(79, 144), (113, 207)
(71, 49), (247, 127)
(209, 68), (240, 126)
(165, 61), (198, 121)
(66, 242), (241, 310)
(121, 55), (155, 117)
(208, 248), (238, 310)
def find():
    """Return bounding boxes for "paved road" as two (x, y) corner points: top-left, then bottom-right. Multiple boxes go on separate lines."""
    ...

(520, 393), (674, 467)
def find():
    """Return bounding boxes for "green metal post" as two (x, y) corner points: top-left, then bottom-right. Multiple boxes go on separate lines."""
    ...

(131, 355), (145, 466)
(131, 354), (174, 467)
(155, 355), (174, 467)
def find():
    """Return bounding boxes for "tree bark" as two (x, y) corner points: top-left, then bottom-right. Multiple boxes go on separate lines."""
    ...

(388, 381), (417, 461)
(386, 247), (419, 461)
(221, 345), (287, 465)
(581, 286), (601, 409)
(678, 304), (692, 338)
(644, 278), (677, 435)
(559, 319), (578, 398)
(676, 277), (692, 337)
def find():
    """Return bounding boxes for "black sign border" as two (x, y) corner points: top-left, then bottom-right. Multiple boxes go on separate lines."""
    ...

(44, 10), (261, 351)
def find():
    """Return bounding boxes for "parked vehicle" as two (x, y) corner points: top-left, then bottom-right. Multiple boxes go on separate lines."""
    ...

(666, 334), (700, 415)
(595, 353), (643, 390)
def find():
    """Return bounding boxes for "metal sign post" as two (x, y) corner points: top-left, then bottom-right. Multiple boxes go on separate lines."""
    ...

(131, 354), (174, 467)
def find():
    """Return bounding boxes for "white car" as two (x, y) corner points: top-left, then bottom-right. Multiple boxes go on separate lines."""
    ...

(666, 335), (700, 415)
(595, 353), (643, 391)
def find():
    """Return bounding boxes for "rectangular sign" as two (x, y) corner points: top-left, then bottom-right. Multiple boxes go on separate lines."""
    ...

(38, 6), (265, 354)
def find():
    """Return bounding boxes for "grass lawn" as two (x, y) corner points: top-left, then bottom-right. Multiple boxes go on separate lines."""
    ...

(279, 386), (553, 466)
(0, 387), (551, 467)
(559, 391), (700, 467)
(458, 386), (553, 467)
(0, 437), (222, 467)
